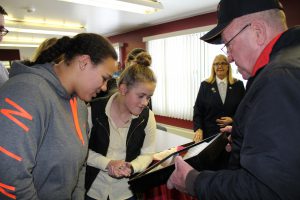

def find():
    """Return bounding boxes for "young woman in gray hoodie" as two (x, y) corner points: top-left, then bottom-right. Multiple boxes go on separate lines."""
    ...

(0, 33), (118, 200)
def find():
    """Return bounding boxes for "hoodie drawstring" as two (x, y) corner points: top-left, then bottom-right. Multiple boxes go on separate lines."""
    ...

(70, 97), (84, 145)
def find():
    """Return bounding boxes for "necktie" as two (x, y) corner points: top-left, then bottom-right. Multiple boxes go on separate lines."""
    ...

(219, 82), (226, 104)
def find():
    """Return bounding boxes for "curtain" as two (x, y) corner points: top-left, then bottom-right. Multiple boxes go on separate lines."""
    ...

(148, 31), (244, 121)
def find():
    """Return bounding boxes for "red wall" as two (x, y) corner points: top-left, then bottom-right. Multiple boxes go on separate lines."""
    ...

(108, 0), (299, 129)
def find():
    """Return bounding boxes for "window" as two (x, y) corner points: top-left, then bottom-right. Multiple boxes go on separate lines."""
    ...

(0, 61), (11, 69)
(113, 43), (121, 62)
(147, 30), (244, 121)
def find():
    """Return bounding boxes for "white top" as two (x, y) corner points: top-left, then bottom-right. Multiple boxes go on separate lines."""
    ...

(216, 76), (227, 104)
(87, 93), (156, 200)
(0, 62), (9, 87)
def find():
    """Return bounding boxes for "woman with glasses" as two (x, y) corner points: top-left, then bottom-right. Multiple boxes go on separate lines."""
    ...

(0, 5), (9, 87)
(0, 6), (9, 40)
(193, 54), (245, 143)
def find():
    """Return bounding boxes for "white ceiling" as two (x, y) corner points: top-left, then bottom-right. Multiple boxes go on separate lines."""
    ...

(2, 0), (219, 38)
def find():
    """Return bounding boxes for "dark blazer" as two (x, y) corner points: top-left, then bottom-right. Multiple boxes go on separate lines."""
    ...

(193, 79), (245, 139)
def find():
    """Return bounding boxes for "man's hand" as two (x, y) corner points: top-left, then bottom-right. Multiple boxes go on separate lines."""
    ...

(220, 125), (233, 152)
(167, 156), (194, 193)
(220, 125), (232, 133)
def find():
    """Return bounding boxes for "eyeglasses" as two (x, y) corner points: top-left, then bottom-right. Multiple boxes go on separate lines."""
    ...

(0, 26), (9, 36)
(221, 23), (251, 55)
(213, 62), (228, 67)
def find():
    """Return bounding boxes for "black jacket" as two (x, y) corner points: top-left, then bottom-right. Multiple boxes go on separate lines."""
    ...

(193, 79), (245, 138)
(85, 95), (149, 191)
(193, 27), (300, 200)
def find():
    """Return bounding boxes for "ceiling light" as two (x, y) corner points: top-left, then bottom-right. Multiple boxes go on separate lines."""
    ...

(0, 43), (39, 47)
(58, 0), (163, 14)
(1, 38), (42, 48)
(4, 16), (85, 36)
(3, 36), (46, 44)
(5, 16), (84, 30)
(6, 27), (80, 36)
(1, 36), (47, 48)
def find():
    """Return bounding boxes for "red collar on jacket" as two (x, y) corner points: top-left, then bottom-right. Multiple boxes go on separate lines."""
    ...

(251, 32), (283, 77)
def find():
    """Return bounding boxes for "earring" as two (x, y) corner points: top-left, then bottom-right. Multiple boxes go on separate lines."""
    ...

(79, 62), (86, 70)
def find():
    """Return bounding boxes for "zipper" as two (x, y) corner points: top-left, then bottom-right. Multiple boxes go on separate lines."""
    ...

(126, 118), (145, 148)
(96, 118), (110, 139)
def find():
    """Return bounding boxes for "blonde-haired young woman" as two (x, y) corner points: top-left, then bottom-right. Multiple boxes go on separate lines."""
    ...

(86, 51), (157, 200)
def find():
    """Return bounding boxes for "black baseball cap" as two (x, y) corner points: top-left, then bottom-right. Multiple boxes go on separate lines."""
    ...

(200, 0), (284, 44)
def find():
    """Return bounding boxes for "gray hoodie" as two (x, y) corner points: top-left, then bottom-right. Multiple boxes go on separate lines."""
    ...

(0, 61), (88, 200)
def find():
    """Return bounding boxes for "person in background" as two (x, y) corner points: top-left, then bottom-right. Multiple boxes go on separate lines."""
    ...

(193, 54), (245, 142)
(167, 0), (300, 199)
(85, 51), (157, 200)
(111, 61), (123, 78)
(91, 77), (118, 100)
(100, 48), (148, 95)
(0, 33), (118, 199)
(0, 5), (9, 87)
(91, 47), (141, 100)
(31, 37), (61, 63)
(110, 47), (149, 95)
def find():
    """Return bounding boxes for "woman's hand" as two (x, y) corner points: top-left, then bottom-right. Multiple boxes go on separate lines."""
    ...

(216, 116), (233, 127)
(107, 160), (126, 178)
(193, 129), (203, 143)
(119, 162), (133, 177)
(106, 160), (133, 178)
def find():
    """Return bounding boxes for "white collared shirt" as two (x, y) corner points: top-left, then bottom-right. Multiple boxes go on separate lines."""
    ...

(0, 62), (9, 87)
(216, 77), (227, 103)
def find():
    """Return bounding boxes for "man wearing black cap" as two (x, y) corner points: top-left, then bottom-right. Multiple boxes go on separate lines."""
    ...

(167, 0), (300, 199)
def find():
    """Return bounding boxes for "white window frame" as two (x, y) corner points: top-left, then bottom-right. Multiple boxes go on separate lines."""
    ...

(145, 26), (245, 121)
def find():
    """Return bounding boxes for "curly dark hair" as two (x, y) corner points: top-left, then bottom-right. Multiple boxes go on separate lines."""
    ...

(26, 33), (118, 66)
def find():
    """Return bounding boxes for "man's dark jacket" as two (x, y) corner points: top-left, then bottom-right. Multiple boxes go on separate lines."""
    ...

(191, 27), (300, 200)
